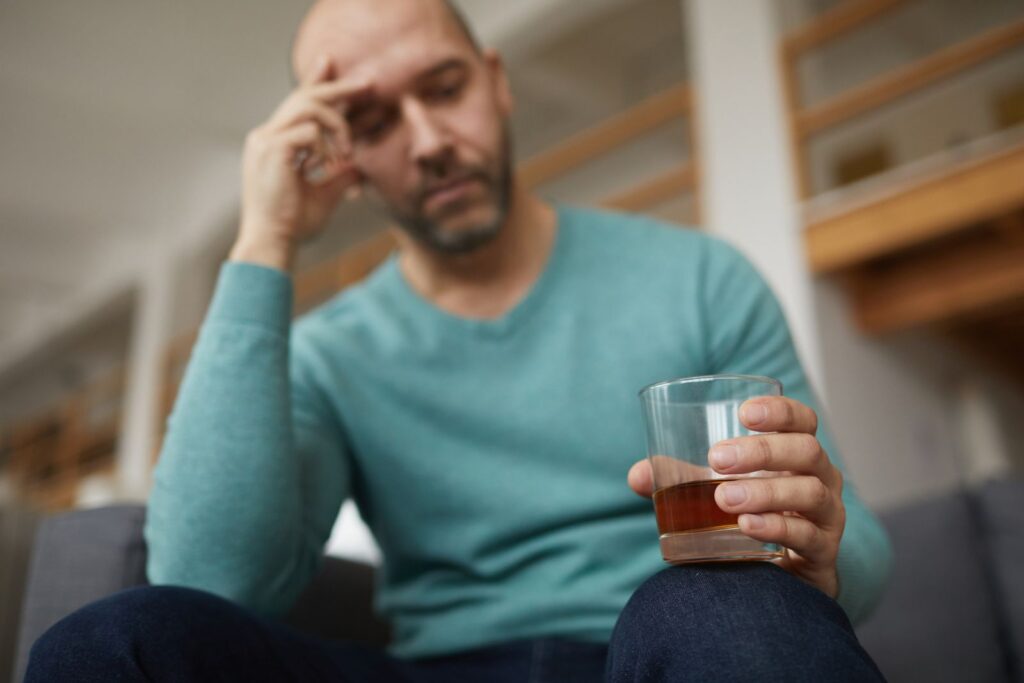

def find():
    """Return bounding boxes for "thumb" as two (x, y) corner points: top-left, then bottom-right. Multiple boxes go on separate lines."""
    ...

(628, 459), (654, 498)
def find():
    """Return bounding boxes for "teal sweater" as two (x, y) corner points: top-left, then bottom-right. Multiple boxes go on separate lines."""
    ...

(146, 204), (891, 658)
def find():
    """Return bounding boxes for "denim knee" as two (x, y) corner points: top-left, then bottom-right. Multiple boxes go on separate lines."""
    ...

(26, 585), (232, 682)
(607, 563), (883, 682)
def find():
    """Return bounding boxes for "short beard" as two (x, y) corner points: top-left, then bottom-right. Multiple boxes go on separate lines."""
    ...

(389, 127), (513, 255)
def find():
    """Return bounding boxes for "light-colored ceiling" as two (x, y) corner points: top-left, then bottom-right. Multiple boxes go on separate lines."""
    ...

(0, 1), (310, 365)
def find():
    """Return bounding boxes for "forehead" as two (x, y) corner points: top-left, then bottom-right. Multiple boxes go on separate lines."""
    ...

(292, 0), (475, 91)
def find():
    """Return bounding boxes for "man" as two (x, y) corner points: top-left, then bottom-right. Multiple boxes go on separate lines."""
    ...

(27, 0), (891, 680)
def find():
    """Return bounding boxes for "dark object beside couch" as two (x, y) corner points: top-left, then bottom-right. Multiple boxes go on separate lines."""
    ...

(12, 478), (1024, 682)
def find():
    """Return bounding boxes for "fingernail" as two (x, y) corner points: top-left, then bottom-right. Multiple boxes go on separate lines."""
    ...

(709, 445), (737, 470)
(743, 513), (765, 530)
(742, 403), (768, 425)
(722, 483), (747, 505)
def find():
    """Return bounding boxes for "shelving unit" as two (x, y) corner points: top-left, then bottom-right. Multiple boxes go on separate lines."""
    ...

(779, 0), (1024, 385)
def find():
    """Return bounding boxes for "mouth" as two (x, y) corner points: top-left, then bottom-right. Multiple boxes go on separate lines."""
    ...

(422, 176), (483, 212)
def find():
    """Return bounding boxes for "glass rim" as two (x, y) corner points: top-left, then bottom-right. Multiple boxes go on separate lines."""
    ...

(638, 373), (781, 398)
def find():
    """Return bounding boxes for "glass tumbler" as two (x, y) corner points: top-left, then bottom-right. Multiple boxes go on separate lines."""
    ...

(639, 374), (785, 563)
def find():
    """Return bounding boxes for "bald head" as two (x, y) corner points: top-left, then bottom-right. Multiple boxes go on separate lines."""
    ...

(291, 0), (480, 83)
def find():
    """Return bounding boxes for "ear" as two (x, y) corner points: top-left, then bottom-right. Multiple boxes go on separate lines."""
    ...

(482, 48), (514, 117)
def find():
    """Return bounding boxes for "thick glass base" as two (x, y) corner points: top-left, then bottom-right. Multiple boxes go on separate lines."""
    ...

(660, 526), (784, 564)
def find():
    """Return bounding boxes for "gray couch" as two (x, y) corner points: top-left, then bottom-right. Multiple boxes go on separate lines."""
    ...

(12, 478), (1024, 682)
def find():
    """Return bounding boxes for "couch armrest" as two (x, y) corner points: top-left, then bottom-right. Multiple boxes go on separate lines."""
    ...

(979, 477), (1024, 676)
(13, 504), (147, 682)
(14, 503), (390, 681)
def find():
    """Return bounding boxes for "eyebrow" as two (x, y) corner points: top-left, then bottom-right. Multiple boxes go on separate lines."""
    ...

(345, 57), (471, 120)
(414, 57), (469, 84)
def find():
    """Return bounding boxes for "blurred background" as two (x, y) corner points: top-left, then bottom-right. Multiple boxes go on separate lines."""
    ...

(1, 0), (1023, 681)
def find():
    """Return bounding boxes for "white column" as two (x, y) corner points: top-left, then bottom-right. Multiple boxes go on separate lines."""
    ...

(956, 378), (1014, 485)
(116, 249), (176, 500)
(684, 0), (825, 394)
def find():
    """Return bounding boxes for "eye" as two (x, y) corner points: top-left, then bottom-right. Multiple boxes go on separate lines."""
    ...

(424, 77), (465, 103)
(348, 105), (398, 143)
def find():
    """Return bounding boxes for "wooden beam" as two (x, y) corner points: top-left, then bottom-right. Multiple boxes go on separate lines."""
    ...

(330, 232), (397, 292)
(805, 141), (1024, 273)
(781, 0), (911, 58)
(847, 227), (1024, 334)
(941, 301), (1024, 388)
(778, 46), (813, 199)
(601, 164), (696, 212)
(518, 83), (692, 188)
(293, 257), (345, 314)
(293, 231), (396, 313)
(796, 18), (1024, 138)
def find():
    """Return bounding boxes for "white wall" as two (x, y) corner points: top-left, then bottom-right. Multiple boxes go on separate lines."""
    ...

(686, 0), (825, 391)
(813, 282), (967, 509)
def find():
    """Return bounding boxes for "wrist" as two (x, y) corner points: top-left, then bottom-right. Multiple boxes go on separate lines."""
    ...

(229, 229), (295, 273)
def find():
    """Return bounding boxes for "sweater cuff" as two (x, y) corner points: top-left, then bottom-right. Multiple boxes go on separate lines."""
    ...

(834, 537), (868, 623)
(206, 262), (293, 334)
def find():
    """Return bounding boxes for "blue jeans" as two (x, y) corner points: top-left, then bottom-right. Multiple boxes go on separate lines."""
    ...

(26, 563), (885, 682)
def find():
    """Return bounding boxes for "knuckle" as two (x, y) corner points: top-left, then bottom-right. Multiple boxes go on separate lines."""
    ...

(787, 516), (817, 551)
(783, 399), (797, 426)
(797, 433), (820, 466)
(807, 523), (826, 552)
(799, 432), (820, 456)
(781, 514), (800, 543)
(295, 121), (318, 139)
(809, 479), (830, 507)
(753, 438), (773, 470)
(770, 513), (787, 537)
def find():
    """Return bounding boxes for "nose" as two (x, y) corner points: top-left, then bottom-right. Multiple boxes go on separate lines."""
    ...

(403, 99), (453, 173)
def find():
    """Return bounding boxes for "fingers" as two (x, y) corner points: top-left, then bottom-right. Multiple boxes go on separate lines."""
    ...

(709, 432), (840, 488)
(266, 58), (375, 166)
(257, 121), (358, 188)
(739, 396), (818, 435)
(738, 512), (836, 565)
(299, 54), (375, 104)
(276, 121), (322, 149)
(715, 475), (841, 528)
(630, 456), (714, 498)
(302, 54), (334, 86)
(627, 460), (653, 498)
(268, 99), (347, 141)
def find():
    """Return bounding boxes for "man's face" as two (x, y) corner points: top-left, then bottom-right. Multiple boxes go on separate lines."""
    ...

(292, 0), (515, 253)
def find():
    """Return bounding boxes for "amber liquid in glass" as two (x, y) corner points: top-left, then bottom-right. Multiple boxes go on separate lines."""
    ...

(653, 479), (739, 535)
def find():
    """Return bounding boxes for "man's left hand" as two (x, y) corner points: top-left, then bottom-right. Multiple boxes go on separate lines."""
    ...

(628, 396), (845, 598)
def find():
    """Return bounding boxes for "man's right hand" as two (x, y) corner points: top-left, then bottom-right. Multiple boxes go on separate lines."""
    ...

(231, 55), (373, 272)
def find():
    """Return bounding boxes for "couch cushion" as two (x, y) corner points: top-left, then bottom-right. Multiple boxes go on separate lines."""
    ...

(14, 505), (148, 682)
(285, 555), (390, 647)
(979, 477), (1024, 679)
(856, 491), (1008, 682)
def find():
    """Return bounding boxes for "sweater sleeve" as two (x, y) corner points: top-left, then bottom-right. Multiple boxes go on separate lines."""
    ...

(700, 238), (892, 624)
(144, 262), (352, 617)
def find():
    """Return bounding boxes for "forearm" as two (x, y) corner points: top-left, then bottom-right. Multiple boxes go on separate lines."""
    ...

(229, 227), (296, 273)
(145, 263), (311, 615)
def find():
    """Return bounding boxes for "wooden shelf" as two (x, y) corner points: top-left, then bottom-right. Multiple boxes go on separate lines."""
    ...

(846, 218), (1024, 334)
(805, 141), (1024, 274)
